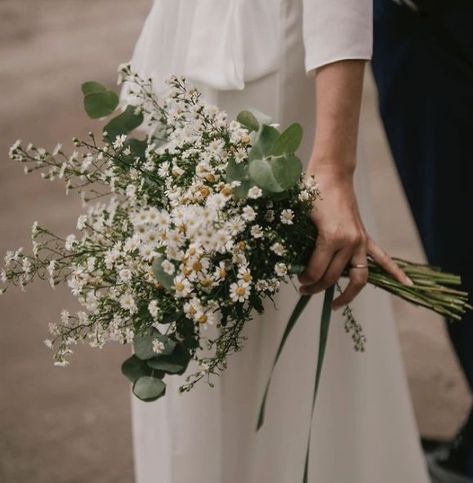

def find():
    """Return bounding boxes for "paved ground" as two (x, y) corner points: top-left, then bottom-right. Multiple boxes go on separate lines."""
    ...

(0, 1), (470, 482)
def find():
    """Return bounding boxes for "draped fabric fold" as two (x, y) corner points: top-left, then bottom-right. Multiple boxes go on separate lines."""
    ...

(127, 0), (280, 92)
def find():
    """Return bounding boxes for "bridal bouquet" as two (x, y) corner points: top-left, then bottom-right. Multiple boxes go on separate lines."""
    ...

(2, 65), (470, 408)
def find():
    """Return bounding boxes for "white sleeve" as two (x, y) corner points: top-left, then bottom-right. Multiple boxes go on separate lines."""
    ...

(302, 0), (373, 74)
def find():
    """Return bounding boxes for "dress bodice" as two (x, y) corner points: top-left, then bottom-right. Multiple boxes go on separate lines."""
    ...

(128, 0), (372, 91)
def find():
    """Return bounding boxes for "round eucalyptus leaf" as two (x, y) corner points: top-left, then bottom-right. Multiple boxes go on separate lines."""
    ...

(255, 125), (280, 157)
(134, 331), (176, 360)
(270, 154), (303, 190)
(152, 256), (174, 290)
(121, 355), (151, 383)
(81, 81), (107, 96)
(272, 123), (303, 156)
(133, 376), (166, 402)
(83, 91), (119, 119)
(103, 105), (144, 141)
(126, 138), (147, 158)
(146, 344), (191, 375)
(226, 158), (249, 183)
(133, 334), (157, 360)
(249, 158), (284, 193)
(236, 110), (259, 132)
(232, 179), (255, 199)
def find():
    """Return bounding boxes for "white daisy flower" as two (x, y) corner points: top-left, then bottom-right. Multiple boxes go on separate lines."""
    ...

(173, 275), (193, 298)
(229, 281), (250, 303)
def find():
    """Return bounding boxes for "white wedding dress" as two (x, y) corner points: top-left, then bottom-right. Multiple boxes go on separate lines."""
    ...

(126, 1), (430, 482)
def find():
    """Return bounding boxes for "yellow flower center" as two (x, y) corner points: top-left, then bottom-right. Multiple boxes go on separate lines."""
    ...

(236, 286), (246, 296)
(197, 314), (208, 324)
(192, 260), (203, 272)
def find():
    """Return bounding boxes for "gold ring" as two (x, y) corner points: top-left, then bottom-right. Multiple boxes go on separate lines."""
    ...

(350, 263), (369, 270)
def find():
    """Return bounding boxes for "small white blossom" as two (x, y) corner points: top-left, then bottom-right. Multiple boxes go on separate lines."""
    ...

(250, 225), (264, 239)
(148, 300), (159, 318)
(118, 268), (133, 283)
(280, 209), (294, 225)
(275, 262), (288, 277)
(270, 242), (286, 256)
(247, 186), (263, 199)
(113, 134), (127, 149)
(65, 234), (76, 251)
(152, 339), (165, 354)
(120, 293), (138, 314)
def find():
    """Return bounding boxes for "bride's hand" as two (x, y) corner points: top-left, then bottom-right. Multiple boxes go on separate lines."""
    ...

(298, 164), (412, 310)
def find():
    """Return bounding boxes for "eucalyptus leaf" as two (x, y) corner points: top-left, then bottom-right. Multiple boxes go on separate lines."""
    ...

(256, 125), (280, 156)
(249, 158), (284, 193)
(232, 179), (255, 199)
(121, 355), (151, 383)
(104, 105), (144, 141)
(133, 376), (166, 402)
(133, 332), (176, 361)
(226, 158), (248, 182)
(272, 123), (303, 156)
(236, 110), (259, 132)
(81, 81), (107, 96)
(271, 154), (303, 190)
(147, 344), (191, 375)
(152, 256), (174, 290)
(83, 90), (119, 119)
(126, 138), (147, 158)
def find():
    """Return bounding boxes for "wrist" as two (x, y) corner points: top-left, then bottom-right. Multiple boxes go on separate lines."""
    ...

(306, 157), (355, 182)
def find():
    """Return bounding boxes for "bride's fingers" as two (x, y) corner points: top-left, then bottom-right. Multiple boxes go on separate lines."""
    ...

(332, 248), (369, 310)
(300, 247), (352, 295)
(298, 239), (336, 287)
(367, 238), (413, 286)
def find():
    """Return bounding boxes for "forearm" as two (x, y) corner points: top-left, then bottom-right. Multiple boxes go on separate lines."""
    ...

(307, 59), (366, 178)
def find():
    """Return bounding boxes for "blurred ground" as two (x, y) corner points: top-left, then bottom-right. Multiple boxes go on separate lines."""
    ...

(0, 1), (470, 482)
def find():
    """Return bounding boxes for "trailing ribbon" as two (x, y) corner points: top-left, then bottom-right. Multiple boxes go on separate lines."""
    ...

(256, 286), (335, 483)
(303, 285), (335, 483)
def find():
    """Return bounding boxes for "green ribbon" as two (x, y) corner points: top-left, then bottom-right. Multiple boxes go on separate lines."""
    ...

(256, 294), (312, 430)
(256, 286), (335, 483)
(303, 285), (335, 483)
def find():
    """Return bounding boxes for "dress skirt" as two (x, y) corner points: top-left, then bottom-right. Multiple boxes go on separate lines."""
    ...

(130, 2), (430, 482)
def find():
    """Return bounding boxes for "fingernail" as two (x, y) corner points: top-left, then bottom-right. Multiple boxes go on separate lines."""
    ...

(405, 277), (414, 287)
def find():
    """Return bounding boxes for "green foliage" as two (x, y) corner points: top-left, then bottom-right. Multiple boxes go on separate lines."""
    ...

(146, 344), (191, 375)
(226, 158), (255, 199)
(248, 158), (284, 193)
(133, 375), (166, 402)
(271, 154), (303, 190)
(81, 81), (107, 95)
(104, 105), (144, 141)
(133, 331), (176, 361)
(82, 81), (119, 119)
(152, 256), (174, 290)
(236, 110), (259, 132)
(126, 138), (147, 158)
(272, 123), (303, 156)
(121, 355), (152, 383)
(257, 125), (280, 157)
